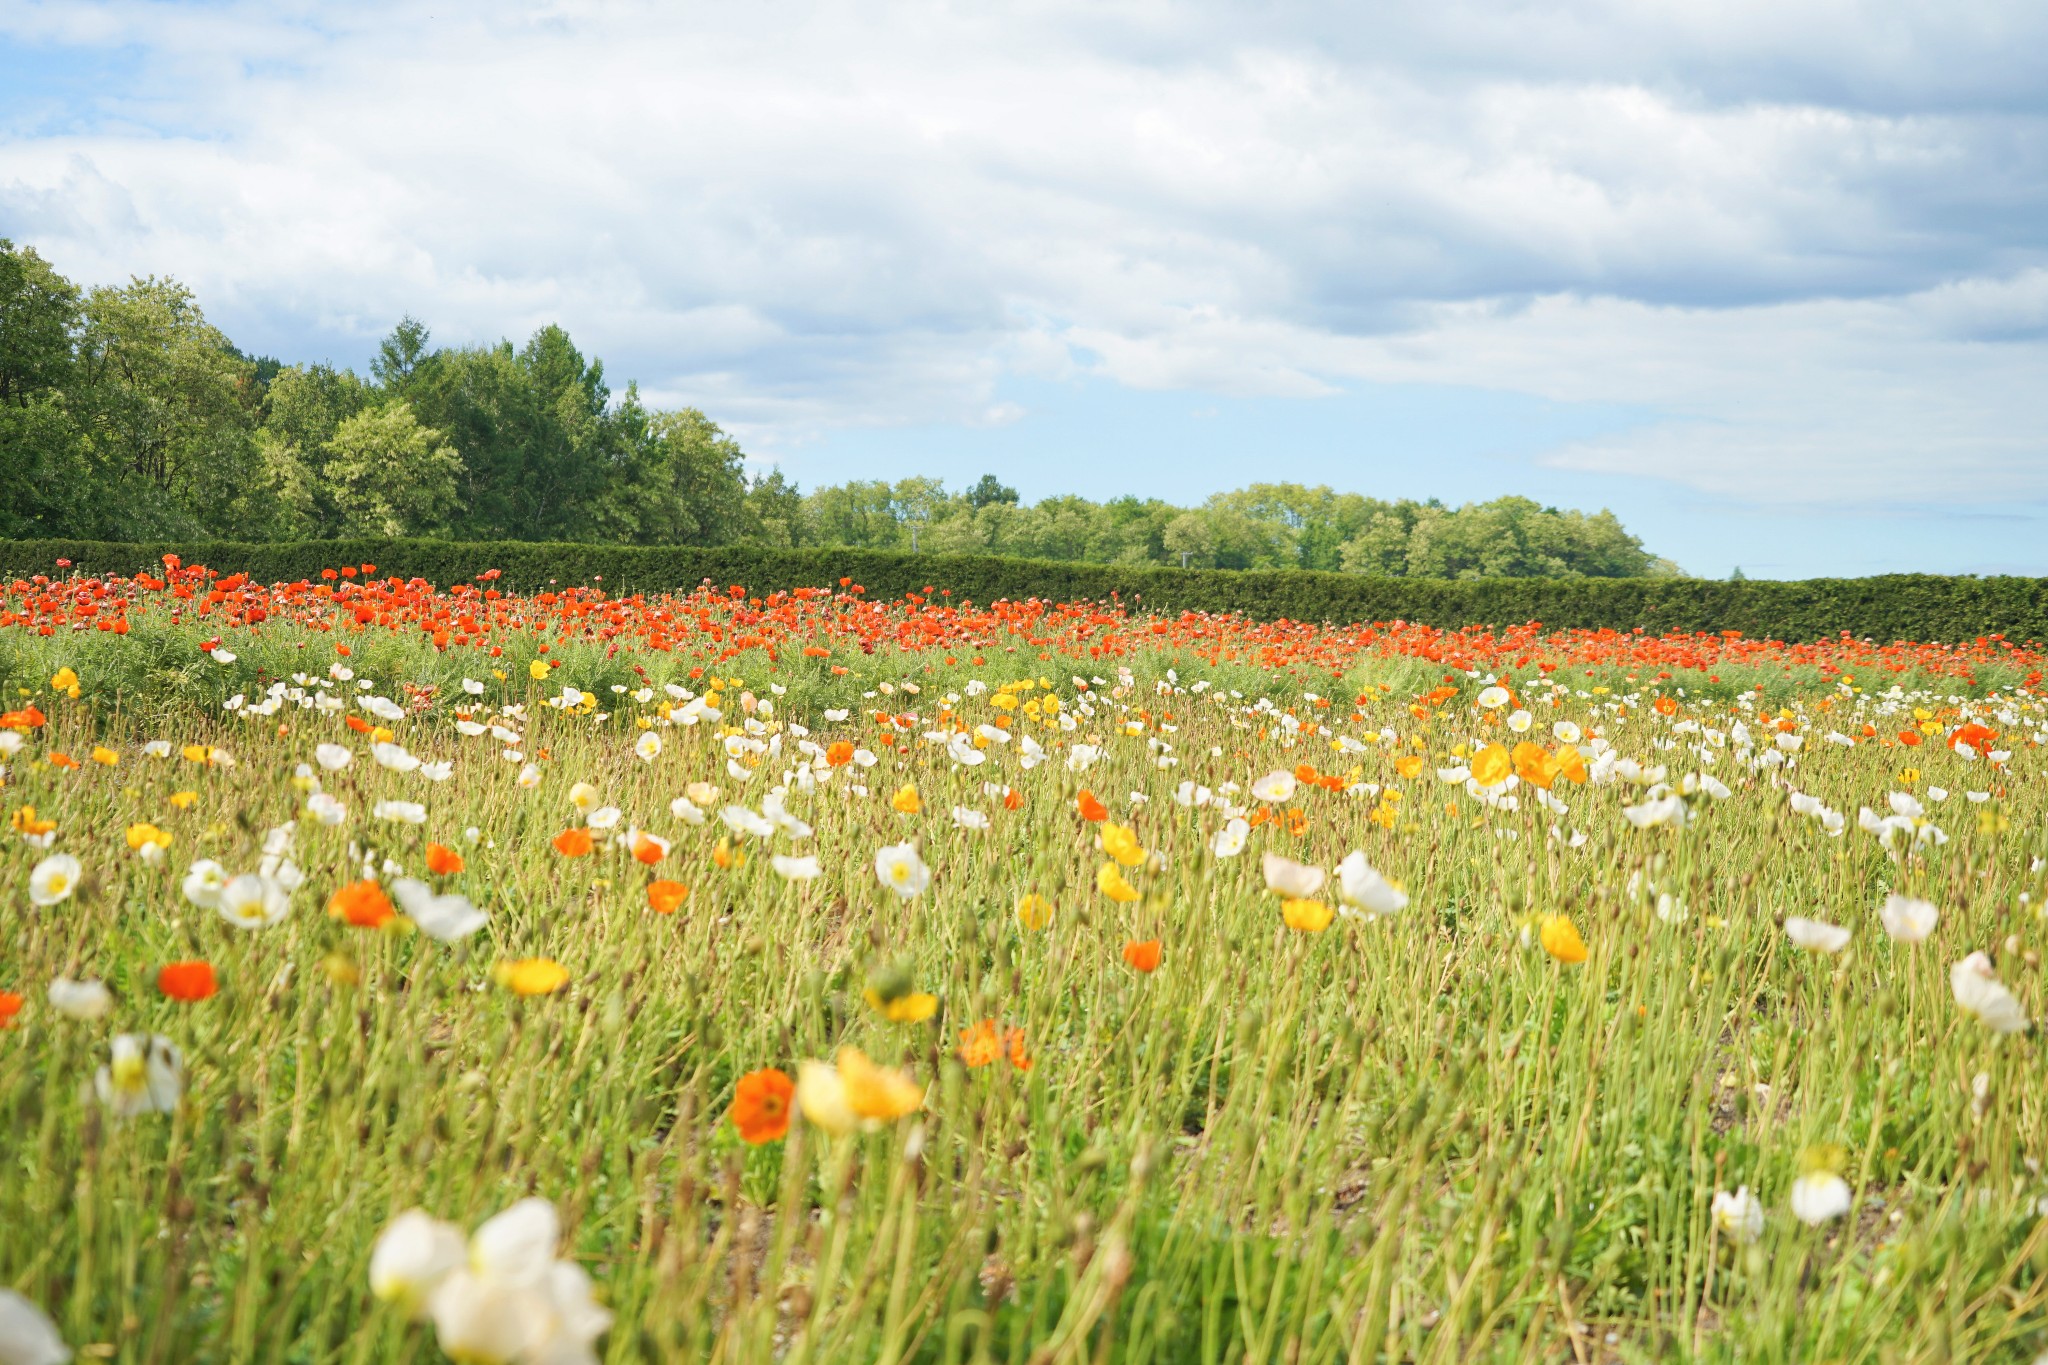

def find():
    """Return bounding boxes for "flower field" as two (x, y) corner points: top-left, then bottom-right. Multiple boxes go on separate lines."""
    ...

(3, 560), (2046, 1364)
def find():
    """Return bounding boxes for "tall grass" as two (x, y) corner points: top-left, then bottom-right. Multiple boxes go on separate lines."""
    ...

(2, 622), (2044, 1364)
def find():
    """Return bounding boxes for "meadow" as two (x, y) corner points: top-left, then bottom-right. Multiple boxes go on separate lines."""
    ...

(2, 557), (2045, 1364)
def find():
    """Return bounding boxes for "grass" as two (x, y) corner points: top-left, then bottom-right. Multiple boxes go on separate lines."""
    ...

(3, 609), (2046, 1364)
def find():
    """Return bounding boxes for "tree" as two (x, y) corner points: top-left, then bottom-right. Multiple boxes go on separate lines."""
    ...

(372, 316), (433, 390)
(0, 240), (79, 408)
(745, 470), (806, 547)
(72, 275), (260, 536)
(324, 402), (465, 537)
(1162, 512), (1215, 567)
(893, 477), (949, 551)
(965, 473), (1019, 509)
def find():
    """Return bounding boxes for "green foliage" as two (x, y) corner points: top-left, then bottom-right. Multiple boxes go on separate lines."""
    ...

(2, 537), (2044, 641)
(2, 242), (1673, 579)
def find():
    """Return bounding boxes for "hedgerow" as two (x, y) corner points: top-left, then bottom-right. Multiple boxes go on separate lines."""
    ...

(2, 538), (2043, 643)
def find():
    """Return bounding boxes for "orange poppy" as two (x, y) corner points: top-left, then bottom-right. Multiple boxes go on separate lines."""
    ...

(327, 879), (396, 929)
(0, 991), (22, 1028)
(631, 832), (669, 866)
(424, 843), (465, 875)
(1393, 755), (1424, 779)
(731, 1068), (795, 1143)
(158, 961), (218, 1001)
(1004, 1026), (1033, 1072)
(1076, 790), (1108, 822)
(647, 880), (689, 914)
(958, 1020), (1002, 1068)
(825, 740), (855, 767)
(552, 827), (595, 858)
(1122, 939), (1162, 973)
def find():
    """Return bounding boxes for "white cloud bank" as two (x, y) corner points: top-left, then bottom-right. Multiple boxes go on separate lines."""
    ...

(3, 0), (2045, 515)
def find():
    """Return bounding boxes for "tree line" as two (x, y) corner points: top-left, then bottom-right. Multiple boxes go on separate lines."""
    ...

(0, 241), (1676, 577)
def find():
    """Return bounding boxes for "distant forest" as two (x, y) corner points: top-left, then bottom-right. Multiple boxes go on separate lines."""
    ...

(1, 241), (1677, 577)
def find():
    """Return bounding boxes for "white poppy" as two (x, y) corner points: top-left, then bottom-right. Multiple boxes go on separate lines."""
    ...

(27, 853), (81, 907)
(772, 854), (824, 881)
(1211, 819), (1250, 858)
(1334, 851), (1407, 919)
(368, 1209), (466, 1320)
(391, 878), (490, 943)
(0, 1289), (69, 1365)
(47, 976), (112, 1021)
(373, 800), (429, 825)
(182, 859), (229, 909)
(1249, 771), (1297, 803)
(95, 1033), (184, 1117)
(1950, 952), (2030, 1033)
(314, 742), (353, 770)
(1784, 917), (1851, 953)
(874, 842), (931, 899)
(1261, 852), (1324, 899)
(1789, 1172), (1852, 1226)
(1879, 894), (1938, 944)
(217, 874), (292, 930)
(1710, 1187), (1764, 1244)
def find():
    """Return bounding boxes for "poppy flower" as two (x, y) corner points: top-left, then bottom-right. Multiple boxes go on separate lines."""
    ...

(631, 832), (670, 866)
(157, 961), (219, 1001)
(1099, 823), (1145, 867)
(494, 958), (570, 996)
(1014, 894), (1054, 931)
(424, 843), (466, 876)
(1393, 755), (1425, 779)
(730, 1068), (795, 1144)
(328, 879), (397, 929)
(0, 991), (22, 1028)
(1281, 898), (1334, 933)
(1004, 1027), (1033, 1071)
(1470, 744), (1512, 787)
(551, 828), (595, 858)
(1076, 790), (1108, 822)
(890, 784), (923, 815)
(1539, 916), (1588, 964)
(1123, 939), (1162, 973)
(958, 1019), (1002, 1067)
(825, 741), (855, 767)
(1096, 863), (1140, 903)
(864, 986), (938, 1023)
(647, 880), (689, 914)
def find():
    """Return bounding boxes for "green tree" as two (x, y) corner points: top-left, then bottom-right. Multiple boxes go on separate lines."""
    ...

(324, 402), (465, 537)
(0, 241), (88, 536)
(72, 275), (261, 535)
(964, 473), (1019, 509)
(744, 470), (806, 547)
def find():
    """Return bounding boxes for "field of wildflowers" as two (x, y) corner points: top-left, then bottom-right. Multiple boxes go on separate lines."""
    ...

(3, 558), (2046, 1364)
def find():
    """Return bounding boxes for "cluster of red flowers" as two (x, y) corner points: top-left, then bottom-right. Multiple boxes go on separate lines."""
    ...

(3, 557), (2038, 687)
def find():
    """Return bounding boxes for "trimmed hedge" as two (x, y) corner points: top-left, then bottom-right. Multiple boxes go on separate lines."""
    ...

(2, 537), (2045, 644)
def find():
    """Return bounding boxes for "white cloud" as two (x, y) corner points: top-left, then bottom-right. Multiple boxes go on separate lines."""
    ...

(2, 0), (2044, 516)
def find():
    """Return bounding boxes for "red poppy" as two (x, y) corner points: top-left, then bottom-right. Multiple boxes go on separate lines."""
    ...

(328, 879), (396, 929)
(158, 961), (218, 1002)
(730, 1068), (795, 1144)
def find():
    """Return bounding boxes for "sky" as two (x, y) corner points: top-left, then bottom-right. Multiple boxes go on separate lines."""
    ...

(3, 1), (2046, 578)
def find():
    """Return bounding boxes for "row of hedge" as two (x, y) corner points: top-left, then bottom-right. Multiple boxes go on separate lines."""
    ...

(3, 538), (2044, 644)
